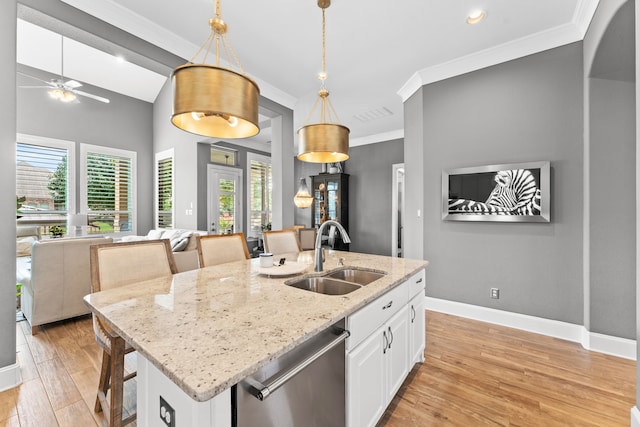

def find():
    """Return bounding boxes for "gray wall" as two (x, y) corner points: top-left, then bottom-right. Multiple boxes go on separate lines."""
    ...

(589, 77), (635, 339)
(347, 140), (404, 255)
(414, 43), (585, 324)
(0, 0), (17, 372)
(17, 65), (155, 233)
(584, 0), (636, 341)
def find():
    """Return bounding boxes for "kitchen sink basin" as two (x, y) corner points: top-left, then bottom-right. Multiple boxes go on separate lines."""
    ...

(285, 277), (362, 296)
(326, 269), (386, 285)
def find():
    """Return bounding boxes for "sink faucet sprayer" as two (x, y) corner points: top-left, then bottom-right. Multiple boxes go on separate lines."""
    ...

(314, 220), (351, 272)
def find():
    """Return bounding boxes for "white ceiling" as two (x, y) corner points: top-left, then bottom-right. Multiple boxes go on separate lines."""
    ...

(19, 0), (598, 145)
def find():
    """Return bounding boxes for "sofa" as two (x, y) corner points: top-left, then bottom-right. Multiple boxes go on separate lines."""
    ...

(119, 228), (208, 272)
(19, 236), (113, 334)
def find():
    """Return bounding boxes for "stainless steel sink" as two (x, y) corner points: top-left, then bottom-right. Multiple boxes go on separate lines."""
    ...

(285, 277), (362, 295)
(326, 269), (386, 285)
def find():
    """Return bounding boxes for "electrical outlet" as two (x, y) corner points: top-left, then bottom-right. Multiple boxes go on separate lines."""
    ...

(490, 288), (500, 299)
(160, 396), (175, 427)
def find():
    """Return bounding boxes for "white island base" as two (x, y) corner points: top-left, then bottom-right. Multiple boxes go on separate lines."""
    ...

(137, 356), (232, 427)
(134, 268), (426, 427)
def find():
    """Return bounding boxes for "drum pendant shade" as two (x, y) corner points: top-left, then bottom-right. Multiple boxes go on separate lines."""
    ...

(297, 123), (349, 163)
(171, 64), (259, 139)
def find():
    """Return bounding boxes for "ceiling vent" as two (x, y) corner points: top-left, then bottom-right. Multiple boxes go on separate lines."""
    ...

(353, 107), (394, 123)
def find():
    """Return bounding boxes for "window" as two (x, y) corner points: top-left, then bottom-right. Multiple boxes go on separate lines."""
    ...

(211, 146), (237, 166)
(247, 153), (272, 238)
(81, 144), (136, 234)
(156, 149), (174, 229)
(16, 134), (75, 234)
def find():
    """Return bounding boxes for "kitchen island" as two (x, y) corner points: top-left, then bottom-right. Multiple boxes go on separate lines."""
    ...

(84, 250), (428, 426)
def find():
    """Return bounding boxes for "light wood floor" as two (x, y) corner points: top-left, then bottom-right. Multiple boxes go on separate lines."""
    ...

(379, 311), (636, 426)
(0, 311), (634, 426)
(0, 315), (136, 427)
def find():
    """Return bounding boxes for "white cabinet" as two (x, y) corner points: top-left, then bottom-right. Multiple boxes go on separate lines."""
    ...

(385, 305), (410, 403)
(346, 268), (425, 427)
(347, 305), (409, 427)
(408, 292), (426, 364)
(346, 324), (386, 427)
(408, 270), (426, 365)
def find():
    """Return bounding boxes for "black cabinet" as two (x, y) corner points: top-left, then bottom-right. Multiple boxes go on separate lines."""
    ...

(311, 173), (349, 250)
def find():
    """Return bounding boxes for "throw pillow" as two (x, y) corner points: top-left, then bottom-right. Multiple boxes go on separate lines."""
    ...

(147, 229), (164, 240)
(16, 236), (35, 257)
(120, 235), (148, 243)
(170, 230), (192, 252)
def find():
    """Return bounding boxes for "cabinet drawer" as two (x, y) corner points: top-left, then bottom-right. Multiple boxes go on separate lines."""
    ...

(347, 282), (408, 351)
(408, 269), (425, 299)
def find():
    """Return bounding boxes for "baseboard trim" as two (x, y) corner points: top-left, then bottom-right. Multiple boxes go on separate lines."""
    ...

(631, 406), (640, 427)
(0, 362), (22, 393)
(425, 297), (636, 360)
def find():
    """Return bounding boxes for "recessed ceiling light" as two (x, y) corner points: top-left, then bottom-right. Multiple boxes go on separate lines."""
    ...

(466, 10), (486, 25)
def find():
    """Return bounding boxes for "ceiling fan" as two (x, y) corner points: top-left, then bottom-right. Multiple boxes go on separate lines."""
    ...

(18, 36), (110, 104)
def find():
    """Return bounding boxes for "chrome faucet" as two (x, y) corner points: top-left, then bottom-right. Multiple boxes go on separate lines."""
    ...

(314, 220), (351, 272)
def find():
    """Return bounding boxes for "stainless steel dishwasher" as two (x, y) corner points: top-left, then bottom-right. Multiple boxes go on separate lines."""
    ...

(234, 320), (348, 427)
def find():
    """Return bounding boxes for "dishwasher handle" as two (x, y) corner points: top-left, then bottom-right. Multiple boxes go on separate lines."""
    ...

(245, 329), (350, 401)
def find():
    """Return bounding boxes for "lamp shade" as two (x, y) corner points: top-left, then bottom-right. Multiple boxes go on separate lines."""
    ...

(297, 123), (350, 163)
(171, 64), (260, 139)
(294, 178), (314, 208)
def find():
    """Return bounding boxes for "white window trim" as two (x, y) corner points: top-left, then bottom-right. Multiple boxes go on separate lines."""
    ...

(246, 152), (272, 239)
(155, 148), (175, 229)
(80, 143), (137, 235)
(16, 133), (77, 214)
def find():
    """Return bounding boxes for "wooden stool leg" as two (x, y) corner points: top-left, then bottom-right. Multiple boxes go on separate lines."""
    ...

(110, 336), (126, 427)
(95, 349), (111, 413)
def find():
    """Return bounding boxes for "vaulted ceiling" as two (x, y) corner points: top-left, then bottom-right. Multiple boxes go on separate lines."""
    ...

(17, 0), (599, 145)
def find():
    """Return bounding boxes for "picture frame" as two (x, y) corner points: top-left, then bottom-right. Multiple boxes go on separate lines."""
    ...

(442, 161), (551, 222)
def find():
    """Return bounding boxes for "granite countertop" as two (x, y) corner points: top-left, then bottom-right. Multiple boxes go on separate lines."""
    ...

(84, 250), (428, 402)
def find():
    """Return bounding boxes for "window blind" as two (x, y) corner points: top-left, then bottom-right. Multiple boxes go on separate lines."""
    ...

(249, 158), (272, 234)
(157, 156), (173, 228)
(16, 143), (69, 213)
(86, 151), (133, 232)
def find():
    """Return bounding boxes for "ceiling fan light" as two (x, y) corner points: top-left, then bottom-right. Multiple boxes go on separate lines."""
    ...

(62, 91), (77, 102)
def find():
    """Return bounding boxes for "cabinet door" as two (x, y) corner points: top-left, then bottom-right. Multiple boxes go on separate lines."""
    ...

(409, 293), (426, 365)
(347, 328), (386, 427)
(385, 305), (409, 402)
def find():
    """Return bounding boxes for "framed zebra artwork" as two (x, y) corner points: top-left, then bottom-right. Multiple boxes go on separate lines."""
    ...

(442, 161), (550, 222)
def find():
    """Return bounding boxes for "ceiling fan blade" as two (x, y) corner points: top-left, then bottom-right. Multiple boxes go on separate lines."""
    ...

(17, 71), (53, 86)
(18, 86), (53, 89)
(73, 90), (110, 104)
(64, 80), (83, 89)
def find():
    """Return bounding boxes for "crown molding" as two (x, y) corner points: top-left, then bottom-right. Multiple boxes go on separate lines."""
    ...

(350, 129), (404, 147)
(398, 22), (585, 102)
(573, 0), (600, 37)
(59, 0), (297, 109)
(398, 0), (600, 102)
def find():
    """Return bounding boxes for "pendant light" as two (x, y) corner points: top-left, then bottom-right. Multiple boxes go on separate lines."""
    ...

(171, 0), (260, 139)
(297, 0), (349, 163)
(294, 177), (313, 208)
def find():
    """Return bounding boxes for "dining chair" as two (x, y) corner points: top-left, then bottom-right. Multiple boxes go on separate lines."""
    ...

(196, 232), (251, 267)
(90, 239), (178, 427)
(263, 229), (302, 257)
(297, 228), (317, 251)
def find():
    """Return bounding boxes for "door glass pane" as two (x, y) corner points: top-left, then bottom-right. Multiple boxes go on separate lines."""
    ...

(327, 180), (338, 221)
(218, 178), (235, 234)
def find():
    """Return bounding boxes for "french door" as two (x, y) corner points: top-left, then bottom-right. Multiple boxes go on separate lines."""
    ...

(207, 165), (243, 235)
